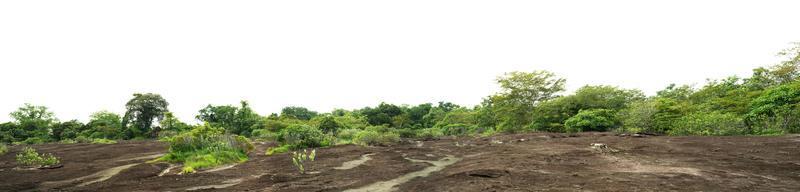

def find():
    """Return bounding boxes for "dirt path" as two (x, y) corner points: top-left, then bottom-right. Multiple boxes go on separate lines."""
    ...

(1, 133), (799, 191)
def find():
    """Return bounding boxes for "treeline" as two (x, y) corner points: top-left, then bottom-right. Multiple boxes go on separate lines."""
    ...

(1, 43), (798, 144)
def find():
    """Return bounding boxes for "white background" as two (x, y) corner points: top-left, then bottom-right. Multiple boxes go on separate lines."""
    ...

(1, 0), (798, 123)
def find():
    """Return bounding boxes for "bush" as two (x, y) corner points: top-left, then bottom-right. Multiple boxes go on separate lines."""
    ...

(251, 129), (279, 141)
(278, 125), (328, 149)
(669, 112), (748, 136)
(158, 123), (254, 173)
(618, 100), (658, 133)
(16, 147), (60, 167)
(265, 145), (291, 155)
(564, 109), (618, 133)
(0, 144), (7, 155)
(23, 137), (46, 145)
(353, 130), (400, 146)
(396, 128), (417, 138)
(336, 129), (360, 143)
(440, 124), (476, 135)
(415, 128), (443, 140)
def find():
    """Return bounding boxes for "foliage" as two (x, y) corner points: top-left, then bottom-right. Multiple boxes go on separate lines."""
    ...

(415, 128), (444, 140)
(669, 112), (748, 136)
(265, 145), (291, 155)
(530, 85), (644, 132)
(85, 111), (124, 139)
(564, 109), (618, 133)
(122, 93), (169, 139)
(317, 116), (341, 135)
(196, 101), (259, 136)
(353, 130), (400, 146)
(290, 149), (316, 174)
(0, 144), (7, 155)
(335, 129), (360, 144)
(278, 124), (329, 149)
(280, 106), (319, 120)
(746, 81), (800, 133)
(618, 100), (658, 133)
(16, 147), (60, 167)
(492, 71), (566, 133)
(91, 138), (117, 144)
(158, 123), (254, 173)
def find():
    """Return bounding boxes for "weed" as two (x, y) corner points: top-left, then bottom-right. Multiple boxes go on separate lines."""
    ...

(0, 144), (7, 155)
(290, 149), (316, 174)
(15, 147), (60, 167)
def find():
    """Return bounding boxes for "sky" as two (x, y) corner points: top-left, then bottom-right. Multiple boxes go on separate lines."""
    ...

(1, 0), (798, 123)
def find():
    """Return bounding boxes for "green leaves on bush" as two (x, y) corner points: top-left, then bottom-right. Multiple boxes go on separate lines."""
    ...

(159, 123), (254, 173)
(0, 144), (7, 155)
(278, 124), (330, 149)
(16, 147), (60, 167)
(669, 112), (747, 136)
(564, 109), (618, 133)
(353, 130), (399, 146)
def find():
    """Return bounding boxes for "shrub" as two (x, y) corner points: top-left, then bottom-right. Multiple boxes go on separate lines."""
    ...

(669, 112), (748, 136)
(564, 109), (619, 133)
(23, 137), (46, 145)
(158, 123), (254, 173)
(336, 129), (360, 143)
(265, 145), (291, 155)
(618, 100), (657, 133)
(251, 129), (279, 141)
(278, 125), (328, 149)
(0, 144), (7, 155)
(354, 130), (400, 146)
(440, 124), (475, 135)
(16, 147), (60, 167)
(415, 128), (443, 140)
(396, 128), (417, 138)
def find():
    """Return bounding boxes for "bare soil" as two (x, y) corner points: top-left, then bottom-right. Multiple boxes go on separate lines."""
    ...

(1, 133), (799, 191)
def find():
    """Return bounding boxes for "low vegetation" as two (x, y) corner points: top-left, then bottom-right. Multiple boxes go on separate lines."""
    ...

(290, 149), (316, 174)
(156, 124), (254, 173)
(16, 147), (60, 168)
(0, 144), (7, 155)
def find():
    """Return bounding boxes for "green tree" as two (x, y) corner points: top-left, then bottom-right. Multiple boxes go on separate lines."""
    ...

(86, 111), (123, 139)
(492, 71), (566, 132)
(317, 116), (341, 134)
(197, 101), (260, 135)
(10, 103), (57, 141)
(564, 109), (618, 133)
(52, 120), (84, 141)
(280, 106), (319, 121)
(122, 93), (169, 139)
(747, 81), (800, 133)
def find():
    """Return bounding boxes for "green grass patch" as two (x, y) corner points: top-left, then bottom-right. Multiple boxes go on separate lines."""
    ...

(90, 138), (117, 144)
(157, 124), (254, 173)
(265, 145), (291, 156)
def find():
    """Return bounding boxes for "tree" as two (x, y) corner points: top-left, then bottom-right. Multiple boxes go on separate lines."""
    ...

(197, 101), (260, 135)
(160, 112), (190, 133)
(122, 93), (169, 139)
(280, 106), (319, 121)
(564, 109), (618, 133)
(51, 120), (84, 141)
(86, 111), (123, 139)
(317, 116), (341, 135)
(10, 103), (57, 141)
(492, 71), (566, 132)
(747, 81), (800, 133)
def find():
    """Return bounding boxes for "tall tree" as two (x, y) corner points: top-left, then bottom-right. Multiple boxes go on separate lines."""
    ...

(10, 103), (57, 140)
(491, 71), (566, 132)
(122, 93), (169, 139)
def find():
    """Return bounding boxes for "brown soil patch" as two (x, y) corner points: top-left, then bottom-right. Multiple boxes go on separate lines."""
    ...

(1, 133), (799, 191)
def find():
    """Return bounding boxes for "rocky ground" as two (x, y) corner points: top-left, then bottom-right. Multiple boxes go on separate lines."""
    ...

(1, 132), (799, 191)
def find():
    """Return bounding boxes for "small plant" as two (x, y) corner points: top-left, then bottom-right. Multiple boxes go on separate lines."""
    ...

(290, 149), (316, 174)
(16, 147), (60, 168)
(0, 144), (7, 155)
(265, 145), (291, 155)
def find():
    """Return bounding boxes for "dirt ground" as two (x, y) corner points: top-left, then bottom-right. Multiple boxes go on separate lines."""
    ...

(1, 133), (799, 192)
